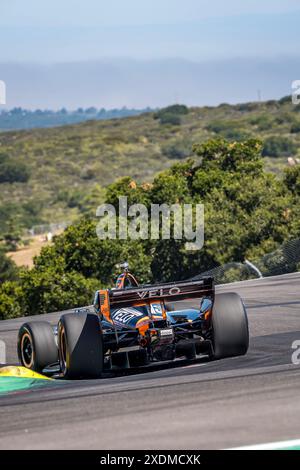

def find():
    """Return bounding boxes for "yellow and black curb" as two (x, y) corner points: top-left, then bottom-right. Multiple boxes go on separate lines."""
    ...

(0, 366), (53, 394)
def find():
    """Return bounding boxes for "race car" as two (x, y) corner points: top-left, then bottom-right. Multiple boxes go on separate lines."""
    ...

(17, 263), (249, 379)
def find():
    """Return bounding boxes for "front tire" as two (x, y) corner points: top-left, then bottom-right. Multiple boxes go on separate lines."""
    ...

(18, 321), (58, 373)
(58, 313), (103, 379)
(211, 292), (249, 359)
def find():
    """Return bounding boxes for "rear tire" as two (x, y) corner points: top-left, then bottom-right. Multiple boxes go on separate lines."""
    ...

(18, 321), (58, 373)
(58, 313), (103, 379)
(211, 292), (249, 359)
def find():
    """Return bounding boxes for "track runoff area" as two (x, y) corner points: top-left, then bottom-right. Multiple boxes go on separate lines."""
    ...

(0, 272), (300, 465)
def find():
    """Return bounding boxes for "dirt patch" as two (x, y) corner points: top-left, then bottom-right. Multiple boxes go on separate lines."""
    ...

(7, 237), (51, 268)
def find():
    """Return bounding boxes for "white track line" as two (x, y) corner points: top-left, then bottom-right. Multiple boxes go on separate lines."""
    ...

(217, 271), (300, 288)
(230, 438), (300, 450)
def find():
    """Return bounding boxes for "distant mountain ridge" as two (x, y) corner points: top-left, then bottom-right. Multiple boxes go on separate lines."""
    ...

(0, 107), (153, 131)
(0, 57), (298, 110)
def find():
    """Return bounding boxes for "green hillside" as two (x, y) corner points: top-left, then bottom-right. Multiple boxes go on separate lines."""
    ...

(0, 97), (299, 241)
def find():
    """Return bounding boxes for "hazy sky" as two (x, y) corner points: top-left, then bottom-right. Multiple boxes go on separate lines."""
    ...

(1, 0), (300, 62)
(0, 1), (299, 108)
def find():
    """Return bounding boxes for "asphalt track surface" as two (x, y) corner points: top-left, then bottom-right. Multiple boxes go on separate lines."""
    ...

(0, 272), (300, 450)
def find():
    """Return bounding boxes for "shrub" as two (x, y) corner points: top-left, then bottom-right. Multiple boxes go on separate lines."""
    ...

(262, 136), (297, 157)
(290, 122), (300, 134)
(20, 264), (100, 315)
(154, 105), (189, 119)
(206, 120), (250, 141)
(0, 249), (19, 282)
(278, 95), (291, 105)
(235, 102), (260, 112)
(250, 115), (275, 131)
(0, 282), (23, 320)
(283, 165), (300, 195)
(161, 140), (191, 159)
(154, 104), (188, 126)
(0, 159), (30, 183)
(159, 113), (181, 126)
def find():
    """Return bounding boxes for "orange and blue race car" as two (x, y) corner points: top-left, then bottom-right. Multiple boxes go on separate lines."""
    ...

(17, 263), (249, 379)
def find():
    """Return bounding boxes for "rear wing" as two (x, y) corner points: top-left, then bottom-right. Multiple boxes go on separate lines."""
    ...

(95, 278), (214, 316)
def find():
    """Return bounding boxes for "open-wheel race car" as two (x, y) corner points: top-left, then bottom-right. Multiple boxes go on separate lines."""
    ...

(18, 263), (249, 379)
